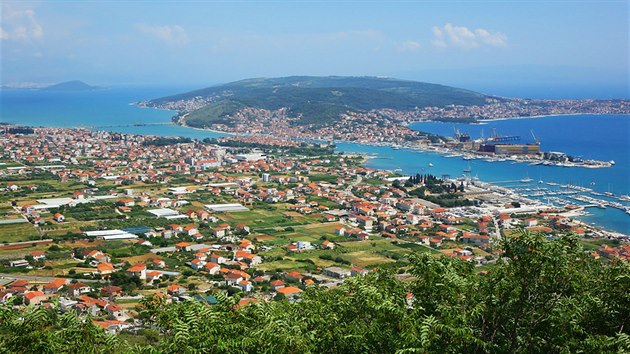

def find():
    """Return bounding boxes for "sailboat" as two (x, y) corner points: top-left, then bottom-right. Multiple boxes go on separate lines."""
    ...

(463, 162), (472, 173)
(520, 171), (533, 183)
(604, 184), (614, 197)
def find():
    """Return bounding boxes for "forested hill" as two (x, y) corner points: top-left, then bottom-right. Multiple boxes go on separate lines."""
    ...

(147, 76), (491, 127)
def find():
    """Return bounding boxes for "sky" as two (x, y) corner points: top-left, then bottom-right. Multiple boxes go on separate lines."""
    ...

(1, 0), (628, 98)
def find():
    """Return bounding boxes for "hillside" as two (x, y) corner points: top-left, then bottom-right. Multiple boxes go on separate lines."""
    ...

(149, 76), (491, 128)
(43, 80), (98, 91)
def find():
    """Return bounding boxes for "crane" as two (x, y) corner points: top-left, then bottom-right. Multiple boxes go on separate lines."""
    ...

(530, 130), (540, 145)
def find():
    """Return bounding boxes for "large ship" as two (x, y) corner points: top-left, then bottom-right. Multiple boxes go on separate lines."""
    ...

(478, 129), (541, 155)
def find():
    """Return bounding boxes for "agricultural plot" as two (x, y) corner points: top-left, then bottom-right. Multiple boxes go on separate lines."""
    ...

(0, 222), (39, 243)
(218, 208), (305, 229)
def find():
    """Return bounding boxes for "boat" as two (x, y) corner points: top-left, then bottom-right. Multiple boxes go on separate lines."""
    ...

(604, 184), (614, 197)
(428, 163), (434, 167)
(520, 172), (533, 183)
(463, 162), (472, 173)
(538, 180), (544, 184)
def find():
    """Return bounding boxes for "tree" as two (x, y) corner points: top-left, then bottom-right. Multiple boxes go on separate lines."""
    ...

(109, 271), (142, 293)
(0, 230), (628, 353)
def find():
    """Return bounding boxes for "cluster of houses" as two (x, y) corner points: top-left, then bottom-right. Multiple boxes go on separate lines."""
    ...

(596, 244), (630, 261)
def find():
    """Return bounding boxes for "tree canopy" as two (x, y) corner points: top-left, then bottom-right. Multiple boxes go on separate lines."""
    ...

(1, 230), (628, 353)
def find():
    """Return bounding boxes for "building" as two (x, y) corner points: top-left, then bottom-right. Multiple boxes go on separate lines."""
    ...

(322, 266), (352, 279)
(24, 291), (47, 305)
(127, 264), (147, 280)
(493, 144), (540, 155)
(97, 262), (115, 276)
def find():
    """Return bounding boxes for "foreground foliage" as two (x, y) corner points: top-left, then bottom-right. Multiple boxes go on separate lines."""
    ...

(1, 231), (628, 353)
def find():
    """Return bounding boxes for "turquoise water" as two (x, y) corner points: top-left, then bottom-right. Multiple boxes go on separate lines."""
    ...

(0, 86), (189, 127)
(335, 140), (630, 234)
(1, 87), (628, 234)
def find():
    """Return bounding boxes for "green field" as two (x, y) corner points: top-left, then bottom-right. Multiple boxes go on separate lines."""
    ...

(0, 222), (39, 243)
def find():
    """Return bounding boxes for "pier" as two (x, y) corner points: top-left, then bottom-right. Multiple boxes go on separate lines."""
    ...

(86, 122), (174, 129)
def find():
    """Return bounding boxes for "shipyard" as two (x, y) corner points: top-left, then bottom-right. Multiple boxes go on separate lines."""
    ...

(391, 127), (615, 169)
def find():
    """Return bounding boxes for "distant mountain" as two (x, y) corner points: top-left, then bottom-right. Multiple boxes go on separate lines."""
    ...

(149, 76), (492, 128)
(43, 80), (99, 91)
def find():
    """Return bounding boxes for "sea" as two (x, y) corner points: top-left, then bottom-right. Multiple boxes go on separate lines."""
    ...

(1, 87), (629, 234)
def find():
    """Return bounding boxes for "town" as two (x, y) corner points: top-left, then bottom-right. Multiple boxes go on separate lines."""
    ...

(0, 127), (627, 337)
(147, 96), (630, 149)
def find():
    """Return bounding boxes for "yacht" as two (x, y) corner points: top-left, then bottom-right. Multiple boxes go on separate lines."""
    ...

(463, 162), (472, 173)
(520, 172), (533, 183)
(428, 162), (434, 167)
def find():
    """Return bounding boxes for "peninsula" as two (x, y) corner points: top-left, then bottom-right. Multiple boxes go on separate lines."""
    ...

(139, 76), (629, 168)
(140, 76), (629, 143)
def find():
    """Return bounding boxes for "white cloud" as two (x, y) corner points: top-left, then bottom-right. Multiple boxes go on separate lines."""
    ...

(432, 23), (507, 49)
(136, 23), (189, 45)
(1, 8), (44, 41)
(431, 27), (447, 48)
(398, 40), (422, 52)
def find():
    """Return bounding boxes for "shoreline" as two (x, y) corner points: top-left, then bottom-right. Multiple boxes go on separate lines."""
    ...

(6, 122), (629, 237)
(407, 112), (630, 126)
(174, 120), (613, 169)
(167, 118), (614, 169)
(178, 121), (236, 136)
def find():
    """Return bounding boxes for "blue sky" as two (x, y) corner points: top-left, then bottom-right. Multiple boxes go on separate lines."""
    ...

(1, 0), (628, 98)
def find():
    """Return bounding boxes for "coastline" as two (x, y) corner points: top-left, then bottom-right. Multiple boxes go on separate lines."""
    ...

(407, 112), (630, 126)
(6, 121), (629, 237)
(178, 121), (236, 136)
(169, 116), (614, 169)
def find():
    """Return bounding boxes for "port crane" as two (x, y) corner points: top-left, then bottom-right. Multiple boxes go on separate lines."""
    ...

(485, 128), (519, 144)
(530, 130), (541, 145)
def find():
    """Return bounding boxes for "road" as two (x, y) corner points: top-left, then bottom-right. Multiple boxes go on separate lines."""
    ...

(344, 175), (363, 195)
(0, 273), (100, 283)
(491, 216), (502, 239)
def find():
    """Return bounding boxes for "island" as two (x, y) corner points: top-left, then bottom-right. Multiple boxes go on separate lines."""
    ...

(43, 80), (99, 91)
